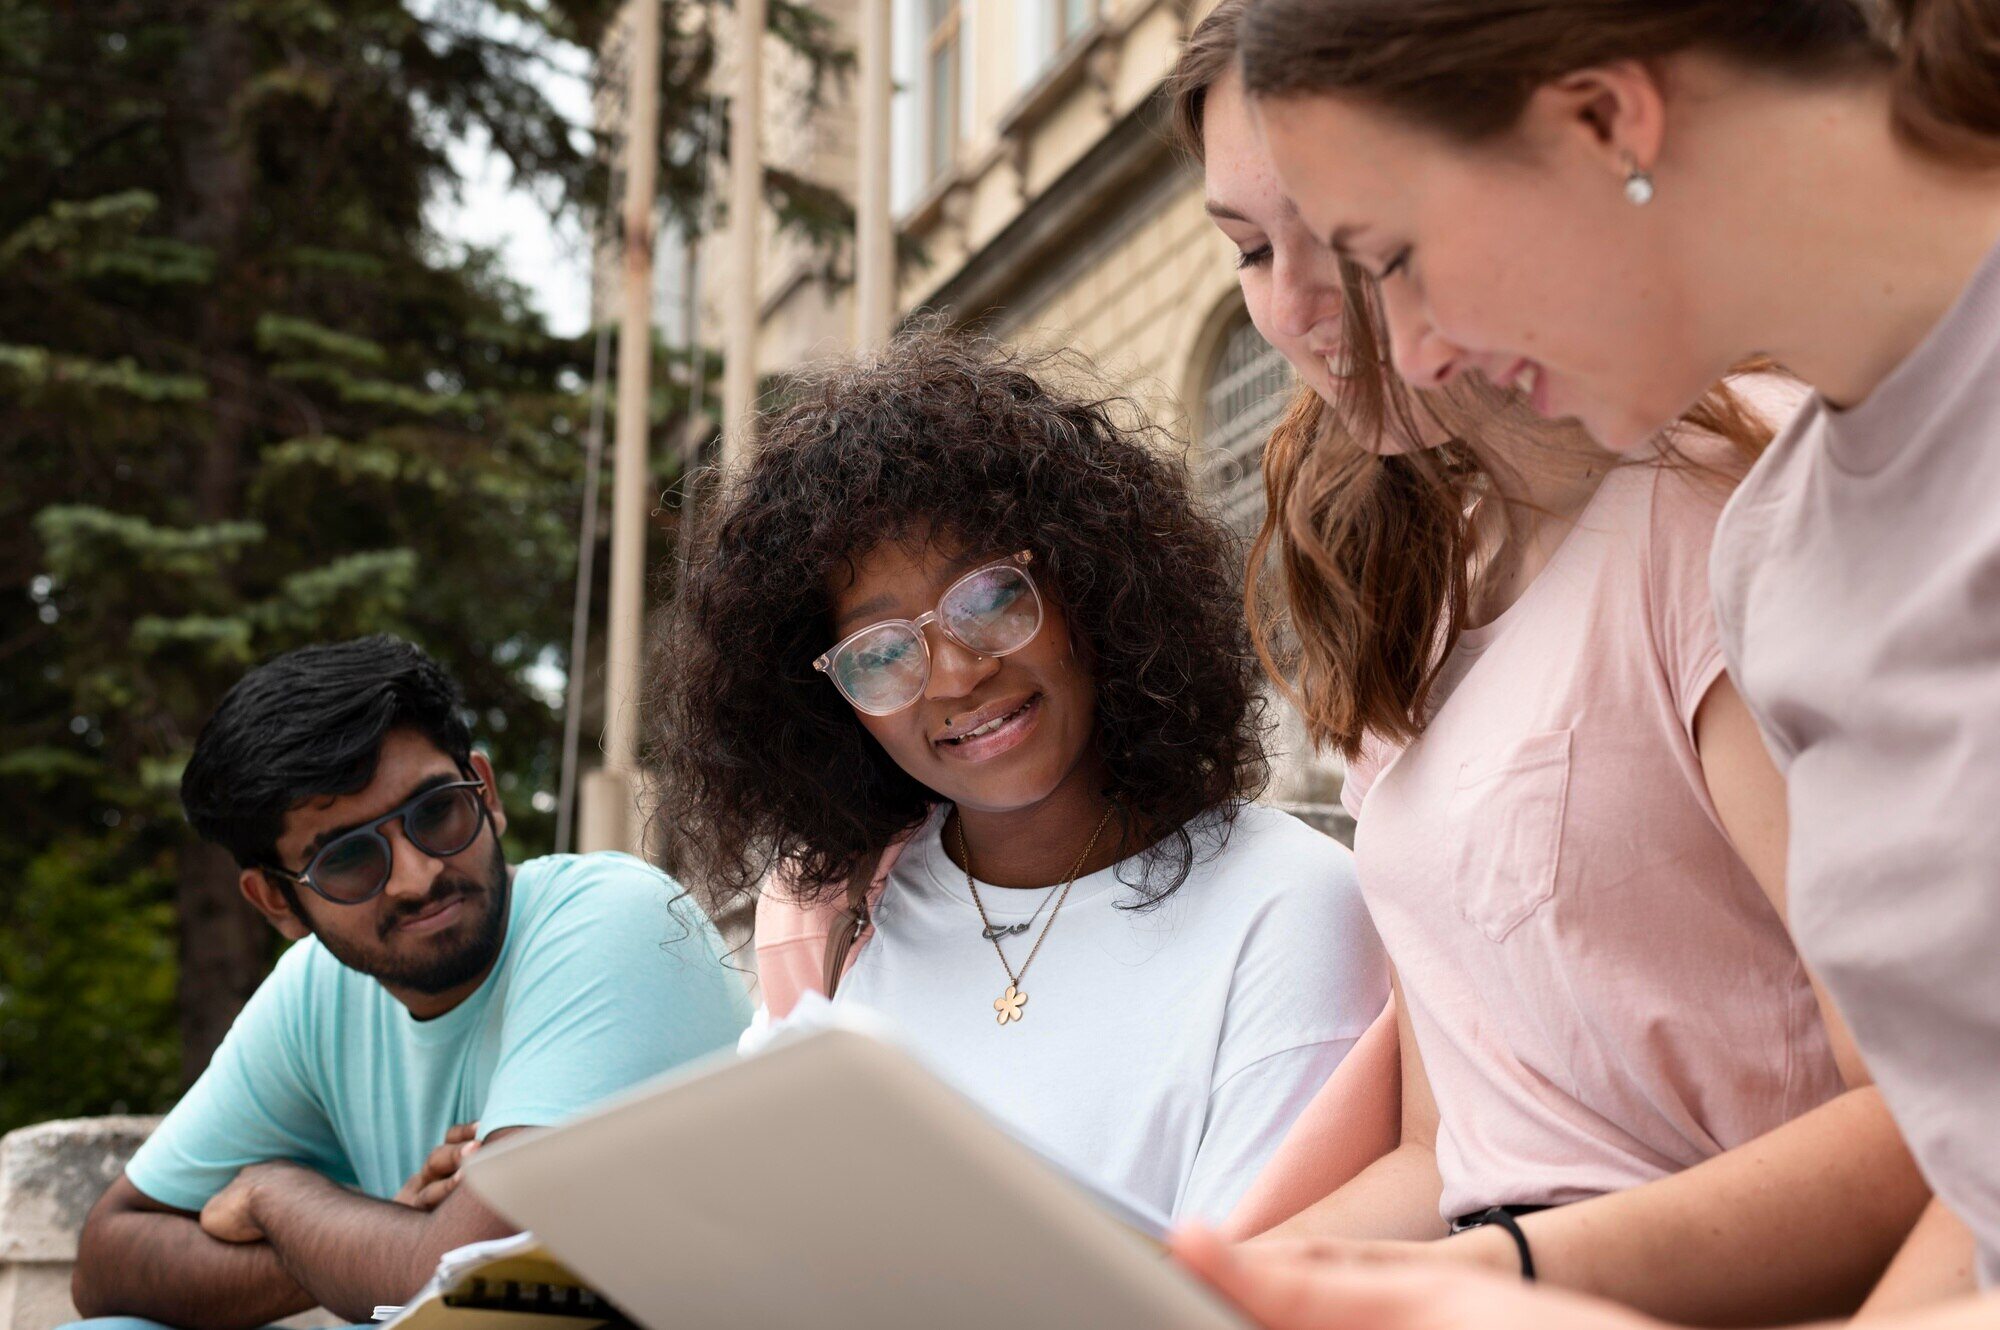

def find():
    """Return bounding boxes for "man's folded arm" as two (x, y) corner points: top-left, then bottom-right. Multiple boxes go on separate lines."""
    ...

(72, 1174), (316, 1330)
(219, 1127), (530, 1324)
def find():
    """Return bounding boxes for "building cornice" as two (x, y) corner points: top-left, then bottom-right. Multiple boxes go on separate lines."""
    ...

(908, 84), (1183, 332)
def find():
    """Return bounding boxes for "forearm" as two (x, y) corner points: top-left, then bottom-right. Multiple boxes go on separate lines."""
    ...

(251, 1165), (514, 1322)
(1467, 1088), (1929, 1326)
(73, 1208), (314, 1330)
(1858, 1198), (1980, 1320)
(1854, 1291), (2000, 1330)
(1257, 1141), (1450, 1244)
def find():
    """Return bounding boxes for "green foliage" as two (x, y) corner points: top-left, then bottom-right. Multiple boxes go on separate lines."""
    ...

(0, 345), (210, 401)
(0, 840), (181, 1130)
(0, 0), (850, 1138)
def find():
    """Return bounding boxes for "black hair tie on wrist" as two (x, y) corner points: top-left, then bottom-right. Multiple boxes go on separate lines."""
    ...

(1470, 1207), (1536, 1281)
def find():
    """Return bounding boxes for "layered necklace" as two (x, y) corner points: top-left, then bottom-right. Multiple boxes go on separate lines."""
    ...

(956, 804), (1115, 1028)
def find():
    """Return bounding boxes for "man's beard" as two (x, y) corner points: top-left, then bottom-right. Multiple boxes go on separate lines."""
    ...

(314, 835), (511, 997)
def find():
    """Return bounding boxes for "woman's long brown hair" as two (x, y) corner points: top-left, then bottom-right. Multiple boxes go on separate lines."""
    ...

(1239, 0), (2000, 167)
(1170, 0), (1778, 761)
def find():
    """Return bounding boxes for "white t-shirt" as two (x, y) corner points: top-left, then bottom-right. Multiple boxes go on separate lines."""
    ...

(833, 801), (1388, 1223)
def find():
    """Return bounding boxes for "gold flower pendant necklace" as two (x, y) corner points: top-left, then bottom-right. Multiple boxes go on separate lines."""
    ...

(958, 804), (1114, 1027)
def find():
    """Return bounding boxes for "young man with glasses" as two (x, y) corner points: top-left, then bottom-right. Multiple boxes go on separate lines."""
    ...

(67, 636), (750, 1330)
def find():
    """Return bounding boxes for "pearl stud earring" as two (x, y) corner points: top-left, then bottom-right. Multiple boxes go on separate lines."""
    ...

(1622, 153), (1655, 207)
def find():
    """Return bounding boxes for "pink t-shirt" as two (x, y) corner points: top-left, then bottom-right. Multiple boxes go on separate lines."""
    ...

(1343, 442), (1844, 1220)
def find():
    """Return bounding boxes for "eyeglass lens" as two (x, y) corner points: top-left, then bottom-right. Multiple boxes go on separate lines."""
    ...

(939, 564), (1041, 655)
(832, 565), (1040, 713)
(309, 786), (484, 902)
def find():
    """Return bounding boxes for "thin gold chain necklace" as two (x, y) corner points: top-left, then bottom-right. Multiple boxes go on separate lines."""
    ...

(958, 805), (1114, 1028)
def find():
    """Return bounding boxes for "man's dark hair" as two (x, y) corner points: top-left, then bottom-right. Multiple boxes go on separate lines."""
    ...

(181, 635), (474, 872)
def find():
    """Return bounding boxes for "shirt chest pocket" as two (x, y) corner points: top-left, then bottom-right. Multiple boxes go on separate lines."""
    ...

(1447, 729), (1572, 942)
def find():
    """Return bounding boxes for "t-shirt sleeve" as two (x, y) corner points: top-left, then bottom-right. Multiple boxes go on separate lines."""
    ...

(123, 947), (341, 1213)
(1181, 823), (1391, 1222)
(1647, 463), (1737, 742)
(1177, 1038), (1359, 1224)
(476, 855), (753, 1136)
(1339, 735), (1391, 820)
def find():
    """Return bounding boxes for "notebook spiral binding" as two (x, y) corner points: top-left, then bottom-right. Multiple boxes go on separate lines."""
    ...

(443, 1277), (640, 1328)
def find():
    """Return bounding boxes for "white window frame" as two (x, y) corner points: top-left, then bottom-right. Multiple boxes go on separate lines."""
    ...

(1051, 0), (1096, 48)
(922, 0), (963, 185)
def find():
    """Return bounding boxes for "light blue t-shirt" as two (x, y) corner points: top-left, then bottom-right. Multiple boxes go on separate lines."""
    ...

(126, 852), (750, 1212)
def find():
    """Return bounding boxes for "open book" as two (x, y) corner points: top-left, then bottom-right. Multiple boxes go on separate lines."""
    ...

(456, 1025), (1246, 1330)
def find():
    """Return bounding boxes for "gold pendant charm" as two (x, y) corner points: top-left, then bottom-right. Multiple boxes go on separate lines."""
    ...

(994, 984), (1027, 1025)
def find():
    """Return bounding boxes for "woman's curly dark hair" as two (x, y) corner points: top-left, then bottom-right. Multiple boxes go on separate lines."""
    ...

(648, 332), (1268, 913)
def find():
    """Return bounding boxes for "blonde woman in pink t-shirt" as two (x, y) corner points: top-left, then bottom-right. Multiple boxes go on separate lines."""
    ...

(1167, 3), (1931, 1324)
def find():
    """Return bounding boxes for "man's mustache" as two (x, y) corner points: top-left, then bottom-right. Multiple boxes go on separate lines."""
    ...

(378, 878), (483, 938)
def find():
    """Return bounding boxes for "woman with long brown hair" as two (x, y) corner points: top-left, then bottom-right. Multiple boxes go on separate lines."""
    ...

(1166, 2), (1931, 1322)
(1175, 0), (2000, 1326)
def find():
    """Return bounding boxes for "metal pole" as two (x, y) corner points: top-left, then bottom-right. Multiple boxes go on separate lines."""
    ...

(855, 0), (895, 348)
(722, 0), (765, 466)
(555, 301), (614, 855)
(593, 0), (661, 855)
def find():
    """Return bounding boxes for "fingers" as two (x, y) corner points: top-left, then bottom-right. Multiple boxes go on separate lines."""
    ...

(1174, 1223), (1321, 1324)
(1171, 1225), (1446, 1330)
(409, 1141), (480, 1209)
(1171, 1224), (1242, 1290)
(423, 1133), (482, 1181)
(424, 1140), (462, 1180)
(198, 1191), (261, 1244)
(397, 1124), (482, 1209)
(1244, 1236), (1363, 1264)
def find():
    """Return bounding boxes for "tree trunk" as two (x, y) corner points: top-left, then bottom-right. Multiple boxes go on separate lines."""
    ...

(176, 840), (271, 1084)
(169, 7), (266, 1083)
(173, 4), (256, 523)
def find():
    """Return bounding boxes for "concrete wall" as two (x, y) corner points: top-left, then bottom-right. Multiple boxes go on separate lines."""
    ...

(0, 1117), (157, 1330)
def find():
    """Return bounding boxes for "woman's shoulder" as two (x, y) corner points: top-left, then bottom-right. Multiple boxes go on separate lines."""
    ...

(1196, 804), (1384, 991)
(1197, 802), (1361, 904)
(1648, 371), (1811, 506)
(1224, 798), (1350, 848)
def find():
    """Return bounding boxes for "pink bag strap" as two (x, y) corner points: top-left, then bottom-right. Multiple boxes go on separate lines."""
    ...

(820, 845), (887, 999)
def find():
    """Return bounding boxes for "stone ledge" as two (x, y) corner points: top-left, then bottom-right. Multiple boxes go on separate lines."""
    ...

(0, 1116), (160, 1330)
(0, 1118), (160, 1264)
(1275, 801), (1356, 848)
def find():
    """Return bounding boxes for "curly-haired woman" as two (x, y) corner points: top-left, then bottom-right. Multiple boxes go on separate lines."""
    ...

(653, 333), (1389, 1225)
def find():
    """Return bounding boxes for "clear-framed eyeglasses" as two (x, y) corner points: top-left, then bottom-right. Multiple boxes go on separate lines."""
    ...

(814, 552), (1044, 716)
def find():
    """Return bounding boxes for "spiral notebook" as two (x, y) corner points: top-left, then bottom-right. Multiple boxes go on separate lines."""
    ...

(460, 1026), (1247, 1330)
(372, 1233), (628, 1330)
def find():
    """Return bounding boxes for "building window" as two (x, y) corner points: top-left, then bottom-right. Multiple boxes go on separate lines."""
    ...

(924, 0), (962, 183)
(1053, 0), (1096, 46)
(1201, 314), (1293, 543)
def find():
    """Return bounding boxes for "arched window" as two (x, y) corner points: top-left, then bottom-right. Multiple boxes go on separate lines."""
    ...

(1200, 314), (1292, 542)
(1196, 312), (1349, 828)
